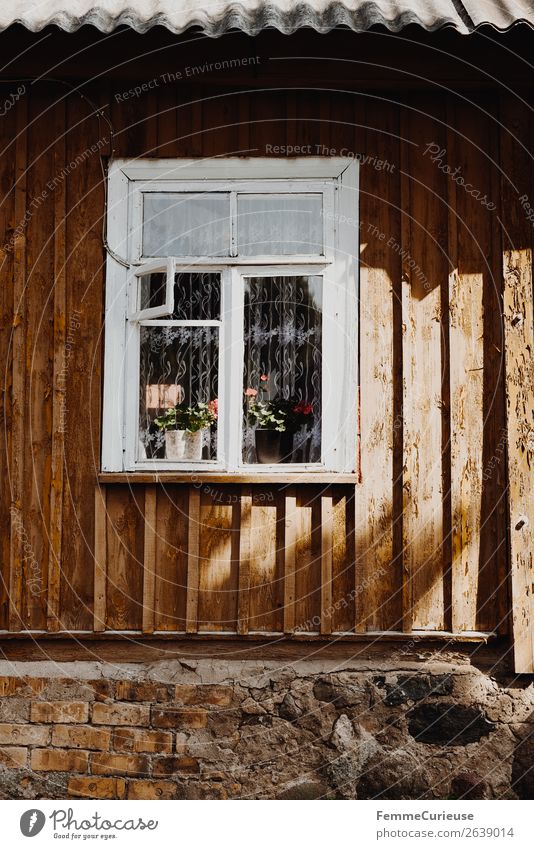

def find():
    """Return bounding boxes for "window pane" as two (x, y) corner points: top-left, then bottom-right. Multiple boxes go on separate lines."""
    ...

(237, 194), (323, 255)
(243, 276), (322, 464)
(139, 326), (218, 462)
(139, 271), (166, 312)
(143, 193), (230, 257)
(172, 272), (220, 320)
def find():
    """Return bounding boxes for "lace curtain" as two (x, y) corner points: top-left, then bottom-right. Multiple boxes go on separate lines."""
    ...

(243, 275), (322, 463)
(138, 272), (220, 460)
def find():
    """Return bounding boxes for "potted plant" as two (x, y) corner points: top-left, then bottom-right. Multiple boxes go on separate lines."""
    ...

(155, 399), (217, 461)
(245, 378), (313, 464)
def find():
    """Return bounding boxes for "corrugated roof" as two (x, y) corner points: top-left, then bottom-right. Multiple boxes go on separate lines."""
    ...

(0, 0), (533, 35)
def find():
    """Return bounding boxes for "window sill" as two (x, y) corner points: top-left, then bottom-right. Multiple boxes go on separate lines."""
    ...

(98, 472), (359, 485)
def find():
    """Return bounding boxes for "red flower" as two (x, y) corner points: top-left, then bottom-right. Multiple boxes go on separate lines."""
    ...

(260, 374), (269, 382)
(293, 402), (313, 416)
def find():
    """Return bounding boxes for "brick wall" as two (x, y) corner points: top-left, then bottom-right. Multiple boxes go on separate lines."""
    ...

(0, 655), (532, 799)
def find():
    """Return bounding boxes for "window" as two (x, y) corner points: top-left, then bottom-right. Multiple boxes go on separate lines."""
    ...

(102, 158), (358, 473)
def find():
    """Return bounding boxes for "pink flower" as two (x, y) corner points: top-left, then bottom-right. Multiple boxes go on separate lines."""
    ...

(208, 399), (218, 418)
(245, 388), (257, 397)
(260, 374), (269, 382)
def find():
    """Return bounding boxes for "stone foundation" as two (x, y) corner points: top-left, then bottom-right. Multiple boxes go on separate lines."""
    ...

(0, 650), (532, 799)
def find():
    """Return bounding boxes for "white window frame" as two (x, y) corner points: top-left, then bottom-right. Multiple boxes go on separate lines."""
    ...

(102, 157), (359, 474)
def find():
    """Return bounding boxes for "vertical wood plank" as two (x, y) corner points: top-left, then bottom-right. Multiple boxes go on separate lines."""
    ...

(185, 487), (201, 633)
(0, 88), (16, 629)
(8, 94), (28, 632)
(93, 486), (107, 632)
(401, 100), (448, 631)
(61, 94), (103, 630)
(197, 488), (239, 631)
(356, 98), (402, 631)
(142, 485), (157, 634)
(500, 95), (534, 672)
(22, 93), (54, 629)
(320, 493), (333, 635)
(105, 486), (145, 630)
(294, 490), (321, 631)
(247, 488), (282, 632)
(47, 98), (67, 631)
(283, 488), (297, 633)
(154, 486), (188, 631)
(447, 100), (490, 632)
(237, 488), (252, 635)
(331, 488), (356, 633)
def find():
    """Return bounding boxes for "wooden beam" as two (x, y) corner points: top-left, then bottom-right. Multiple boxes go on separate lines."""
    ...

(47, 98), (67, 632)
(142, 485), (157, 635)
(320, 494), (333, 635)
(185, 487), (201, 633)
(8, 95), (28, 632)
(93, 486), (107, 632)
(0, 634), (502, 666)
(237, 488), (252, 635)
(283, 489), (297, 633)
(500, 96), (534, 673)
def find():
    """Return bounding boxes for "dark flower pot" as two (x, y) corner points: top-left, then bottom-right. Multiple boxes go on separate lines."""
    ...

(255, 429), (294, 464)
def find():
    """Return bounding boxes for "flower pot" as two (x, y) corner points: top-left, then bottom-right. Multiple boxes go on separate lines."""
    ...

(255, 429), (294, 464)
(165, 429), (203, 461)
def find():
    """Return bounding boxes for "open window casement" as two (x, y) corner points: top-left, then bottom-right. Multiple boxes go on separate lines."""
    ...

(129, 257), (176, 319)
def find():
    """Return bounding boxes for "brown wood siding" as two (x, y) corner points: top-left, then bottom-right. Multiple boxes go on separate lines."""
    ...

(0, 77), (520, 639)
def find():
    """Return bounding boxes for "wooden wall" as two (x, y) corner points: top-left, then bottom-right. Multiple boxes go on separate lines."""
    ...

(1, 36), (531, 639)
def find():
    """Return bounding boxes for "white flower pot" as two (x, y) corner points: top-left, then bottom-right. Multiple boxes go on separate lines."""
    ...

(165, 429), (203, 461)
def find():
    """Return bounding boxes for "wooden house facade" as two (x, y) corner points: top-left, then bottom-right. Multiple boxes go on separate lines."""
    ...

(0, 7), (533, 672)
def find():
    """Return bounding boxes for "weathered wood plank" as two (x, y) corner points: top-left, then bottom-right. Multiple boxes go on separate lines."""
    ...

(47, 97), (67, 631)
(105, 486), (145, 631)
(401, 100), (448, 631)
(142, 485), (157, 634)
(283, 488), (297, 633)
(197, 487), (239, 631)
(447, 99), (499, 633)
(237, 488), (252, 635)
(248, 489), (282, 632)
(93, 487), (107, 632)
(500, 95), (534, 672)
(8, 94), (28, 632)
(331, 488), (356, 633)
(154, 486), (188, 632)
(185, 487), (201, 633)
(0, 88), (16, 629)
(320, 494), (334, 635)
(294, 490), (321, 632)
(60, 94), (103, 630)
(356, 98), (402, 631)
(24, 93), (56, 630)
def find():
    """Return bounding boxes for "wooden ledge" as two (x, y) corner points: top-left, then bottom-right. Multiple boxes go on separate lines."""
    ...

(0, 634), (506, 671)
(98, 472), (359, 485)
